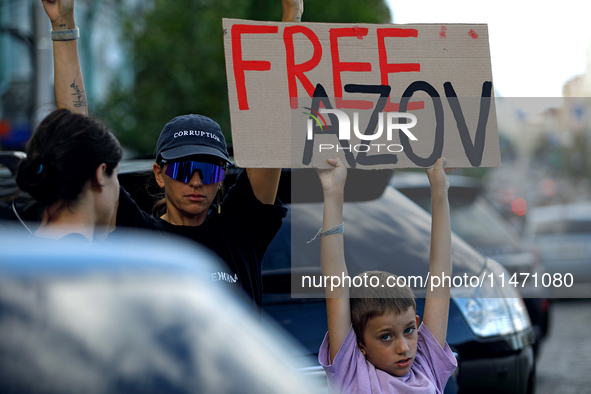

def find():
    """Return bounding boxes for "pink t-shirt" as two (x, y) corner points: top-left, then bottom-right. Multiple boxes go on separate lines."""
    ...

(318, 323), (457, 394)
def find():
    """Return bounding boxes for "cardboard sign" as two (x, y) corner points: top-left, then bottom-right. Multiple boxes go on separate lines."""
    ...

(223, 18), (500, 169)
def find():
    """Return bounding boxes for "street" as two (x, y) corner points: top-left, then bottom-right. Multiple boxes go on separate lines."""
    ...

(535, 299), (591, 393)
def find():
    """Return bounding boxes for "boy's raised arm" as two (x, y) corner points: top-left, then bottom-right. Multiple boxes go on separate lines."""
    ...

(42, 0), (87, 115)
(423, 158), (454, 349)
(317, 158), (351, 363)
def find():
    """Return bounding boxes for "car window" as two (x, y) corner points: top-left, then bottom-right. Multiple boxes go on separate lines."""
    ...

(449, 199), (517, 247)
(392, 181), (520, 249)
(0, 163), (16, 198)
(0, 162), (11, 179)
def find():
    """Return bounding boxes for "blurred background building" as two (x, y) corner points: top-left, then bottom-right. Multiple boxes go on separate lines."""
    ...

(0, 0), (130, 150)
(487, 37), (591, 228)
(0, 0), (50, 149)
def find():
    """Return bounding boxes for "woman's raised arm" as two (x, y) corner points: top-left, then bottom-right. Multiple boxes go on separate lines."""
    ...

(43, 0), (87, 115)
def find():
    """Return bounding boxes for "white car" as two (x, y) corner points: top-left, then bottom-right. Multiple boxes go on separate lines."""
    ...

(525, 202), (591, 298)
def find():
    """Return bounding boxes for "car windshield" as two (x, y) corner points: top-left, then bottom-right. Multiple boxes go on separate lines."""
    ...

(450, 199), (518, 247)
(262, 186), (486, 284)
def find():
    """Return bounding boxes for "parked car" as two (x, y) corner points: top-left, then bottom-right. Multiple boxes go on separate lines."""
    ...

(524, 202), (591, 298)
(1, 154), (537, 393)
(390, 172), (550, 352)
(0, 225), (319, 394)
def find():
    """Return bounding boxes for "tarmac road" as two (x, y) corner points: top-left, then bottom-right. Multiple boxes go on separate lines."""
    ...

(535, 299), (591, 393)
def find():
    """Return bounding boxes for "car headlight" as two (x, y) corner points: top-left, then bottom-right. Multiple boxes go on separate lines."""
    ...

(504, 297), (530, 332)
(452, 258), (531, 338)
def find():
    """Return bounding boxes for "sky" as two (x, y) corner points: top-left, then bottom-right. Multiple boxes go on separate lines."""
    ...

(386, 0), (591, 99)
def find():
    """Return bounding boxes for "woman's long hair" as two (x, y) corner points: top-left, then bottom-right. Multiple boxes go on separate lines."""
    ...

(16, 109), (123, 208)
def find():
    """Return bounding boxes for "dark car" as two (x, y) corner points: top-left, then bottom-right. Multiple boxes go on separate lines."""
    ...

(261, 168), (536, 394)
(1, 154), (536, 393)
(390, 172), (550, 353)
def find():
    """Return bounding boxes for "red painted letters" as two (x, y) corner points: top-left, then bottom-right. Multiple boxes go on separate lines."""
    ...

(232, 25), (278, 110)
(330, 27), (373, 109)
(377, 28), (423, 111)
(284, 26), (323, 109)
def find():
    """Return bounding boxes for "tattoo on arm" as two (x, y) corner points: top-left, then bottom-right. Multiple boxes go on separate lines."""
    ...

(70, 82), (87, 109)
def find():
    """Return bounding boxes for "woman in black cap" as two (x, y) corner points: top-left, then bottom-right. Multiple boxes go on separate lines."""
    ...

(113, 112), (287, 309)
(41, 0), (302, 308)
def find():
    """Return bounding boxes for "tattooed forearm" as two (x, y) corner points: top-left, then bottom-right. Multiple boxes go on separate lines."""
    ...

(70, 81), (87, 109)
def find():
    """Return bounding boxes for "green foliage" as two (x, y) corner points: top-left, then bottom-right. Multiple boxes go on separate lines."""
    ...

(97, 0), (391, 156)
(301, 0), (391, 24)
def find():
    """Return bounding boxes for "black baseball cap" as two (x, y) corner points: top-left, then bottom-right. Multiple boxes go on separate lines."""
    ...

(155, 114), (230, 164)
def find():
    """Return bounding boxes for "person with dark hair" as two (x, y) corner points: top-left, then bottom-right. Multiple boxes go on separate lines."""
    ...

(42, 0), (302, 308)
(15, 109), (123, 241)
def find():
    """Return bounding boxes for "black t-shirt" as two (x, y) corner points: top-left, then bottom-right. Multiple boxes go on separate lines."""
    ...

(112, 170), (287, 308)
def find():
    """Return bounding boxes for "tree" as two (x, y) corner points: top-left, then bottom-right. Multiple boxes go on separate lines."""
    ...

(97, 0), (391, 156)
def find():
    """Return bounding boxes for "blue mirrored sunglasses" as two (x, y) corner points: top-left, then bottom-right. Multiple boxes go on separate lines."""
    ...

(164, 161), (225, 184)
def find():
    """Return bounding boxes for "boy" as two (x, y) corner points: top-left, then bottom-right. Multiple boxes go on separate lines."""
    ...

(316, 157), (457, 393)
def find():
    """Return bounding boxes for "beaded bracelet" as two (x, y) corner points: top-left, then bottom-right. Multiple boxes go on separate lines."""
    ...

(51, 27), (79, 41)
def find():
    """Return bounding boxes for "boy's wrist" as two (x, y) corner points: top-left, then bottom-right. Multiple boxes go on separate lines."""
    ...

(430, 188), (449, 200)
(431, 194), (449, 210)
(323, 189), (344, 200)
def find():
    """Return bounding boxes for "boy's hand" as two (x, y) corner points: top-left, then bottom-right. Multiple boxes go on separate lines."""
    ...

(426, 158), (457, 196)
(317, 158), (347, 198)
(282, 0), (303, 22)
(42, 0), (75, 30)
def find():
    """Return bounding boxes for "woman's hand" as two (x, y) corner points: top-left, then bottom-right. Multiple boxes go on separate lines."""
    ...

(317, 158), (347, 198)
(42, 0), (75, 29)
(282, 0), (303, 22)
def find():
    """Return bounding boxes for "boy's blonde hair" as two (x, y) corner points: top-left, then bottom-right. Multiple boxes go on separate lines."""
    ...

(349, 271), (416, 344)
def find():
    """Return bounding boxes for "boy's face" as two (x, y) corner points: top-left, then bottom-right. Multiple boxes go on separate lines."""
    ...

(358, 307), (420, 377)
